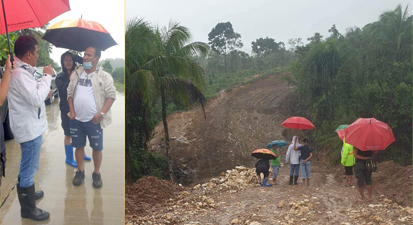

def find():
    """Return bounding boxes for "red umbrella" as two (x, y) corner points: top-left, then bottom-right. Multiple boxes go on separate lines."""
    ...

(0, 0), (70, 61)
(336, 129), (345, 140)
(281, 116), (315, 130)
(344, 118), (395, 151)
(251, 149), (277, 160)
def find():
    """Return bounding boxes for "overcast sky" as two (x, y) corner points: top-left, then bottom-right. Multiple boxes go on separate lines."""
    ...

(49, 0), (124, 65)
(126, 0), (411, 54)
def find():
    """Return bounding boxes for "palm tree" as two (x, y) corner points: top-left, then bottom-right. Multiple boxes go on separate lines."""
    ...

(378, 4), (412, 61)
(149, 21), (208, 181)
(125, 18), (156, 184)
(126, 18), (208, 182)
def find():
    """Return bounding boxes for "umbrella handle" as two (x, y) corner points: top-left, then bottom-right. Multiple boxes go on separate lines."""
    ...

(1, 0), (13, 64)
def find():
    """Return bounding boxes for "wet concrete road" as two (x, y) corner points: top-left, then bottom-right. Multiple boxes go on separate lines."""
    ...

(0, 92), (125, 224)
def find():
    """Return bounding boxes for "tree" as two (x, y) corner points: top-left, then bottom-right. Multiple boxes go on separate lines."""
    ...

(112, 67), (124, 83)
(208, 22), (243, 72)
(0, 33), (18, 65)
(102, 60), (113, 74)
(288, 38), (303, 52)
(125, 18), (157, 183)
(307, 33), (324, 44)
(126, 18), (209, 182)
(328, 24), (342, 39)
(251, 37), (279, 57)
(377, 4), (412, 62)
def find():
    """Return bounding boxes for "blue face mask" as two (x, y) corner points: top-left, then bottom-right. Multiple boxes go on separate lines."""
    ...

(83, 57), (96, 69)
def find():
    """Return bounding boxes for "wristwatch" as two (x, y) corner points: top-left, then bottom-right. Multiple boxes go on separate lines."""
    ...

(100, 112), (106, 117)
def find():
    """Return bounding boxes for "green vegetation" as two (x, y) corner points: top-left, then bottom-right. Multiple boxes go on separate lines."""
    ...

(126, 4), (412, 185)
(290, 4), (412, 165)
(125, 18), (208, 183)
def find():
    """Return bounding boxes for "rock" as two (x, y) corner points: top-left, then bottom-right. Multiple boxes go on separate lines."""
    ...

(250, 222), (261, 225)
(182, 191), (190, 196)
(193, 184), (201, 189)
(231, 218), (239, 224)
(398, 216), (408, 222)
(235, 166), (248, 172)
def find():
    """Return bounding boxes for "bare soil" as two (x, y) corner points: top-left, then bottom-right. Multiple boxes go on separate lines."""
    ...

(127, 73), (413, 224)
(126, 161), (412, 224)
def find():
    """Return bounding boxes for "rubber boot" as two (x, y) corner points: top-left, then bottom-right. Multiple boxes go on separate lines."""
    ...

(289, 175), (293, 185)
(84, 153), (91, 161)
(65, 145), (77, 167)
(262, 178), (267, 187)
(294, 176), (298, 185)
(17, 184), (50, 221)
(18, 177), (43, 200)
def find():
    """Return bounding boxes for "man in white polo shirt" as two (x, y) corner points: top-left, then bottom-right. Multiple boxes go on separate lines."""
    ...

(67, 46), (116, 189)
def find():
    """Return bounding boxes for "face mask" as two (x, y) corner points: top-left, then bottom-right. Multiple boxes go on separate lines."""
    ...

(83, 57), (96, 69)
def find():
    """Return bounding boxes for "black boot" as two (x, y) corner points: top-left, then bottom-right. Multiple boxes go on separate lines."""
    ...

(35, 190), (44, 200)
(289, 175), (293, 185)
(294, 176), (298, 185)
(17, 184), (50, 221)
(18, 177), (43, 200)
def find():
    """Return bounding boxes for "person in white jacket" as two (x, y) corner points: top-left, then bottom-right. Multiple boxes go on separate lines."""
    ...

(285, 136), (301, 185)
(8, 36), (54, 221)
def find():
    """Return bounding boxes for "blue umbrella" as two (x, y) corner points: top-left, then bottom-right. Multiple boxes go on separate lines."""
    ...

(266, 140), (288, 149)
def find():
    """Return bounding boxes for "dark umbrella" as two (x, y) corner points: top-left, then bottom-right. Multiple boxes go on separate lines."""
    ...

(0, 0), (70, 62)
(42, 18), (117, 51)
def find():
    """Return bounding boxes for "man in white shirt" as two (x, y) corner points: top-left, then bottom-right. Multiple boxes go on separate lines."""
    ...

(8, 36), (53, 221)
(67, 46), (116, 189)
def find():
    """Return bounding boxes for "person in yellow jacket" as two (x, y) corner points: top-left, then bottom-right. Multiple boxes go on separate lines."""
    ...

(341, 141), (355, 187)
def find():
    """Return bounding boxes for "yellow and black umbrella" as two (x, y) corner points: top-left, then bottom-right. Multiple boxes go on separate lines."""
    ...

(42, 18), (117, 51)
(251, 149), (277, 160)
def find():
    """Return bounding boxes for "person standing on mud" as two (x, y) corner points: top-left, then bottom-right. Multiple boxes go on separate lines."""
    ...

(294, 137), (312, 186)
(269, 144), (280, 185)
(285, 136), (301, 185)
(353, 147), (377, 202)
(341, 142), (355, 187)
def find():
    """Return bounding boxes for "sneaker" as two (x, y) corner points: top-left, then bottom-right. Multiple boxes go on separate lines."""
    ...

(92, 172), (102, 188)
(73, 170), (85, 186)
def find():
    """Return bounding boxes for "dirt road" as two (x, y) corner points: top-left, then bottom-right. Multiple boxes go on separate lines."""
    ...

(126, 161), (412, 224)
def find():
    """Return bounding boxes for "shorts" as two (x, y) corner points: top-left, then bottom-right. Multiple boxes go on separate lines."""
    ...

(355, 162), (372, 188)
(60, 112), (71, 136)
(256, 167), (269, 177)
(70, 119), (103, 151)
(344, 166), (353, 176)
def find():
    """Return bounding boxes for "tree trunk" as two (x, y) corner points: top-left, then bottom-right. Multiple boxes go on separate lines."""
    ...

(125, 146), (132, 184)
(161, 89), (174, 182)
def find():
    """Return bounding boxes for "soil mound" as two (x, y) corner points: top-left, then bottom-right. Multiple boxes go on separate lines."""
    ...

(373, 160), (412, 206)
(125, 176), (184, 216)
